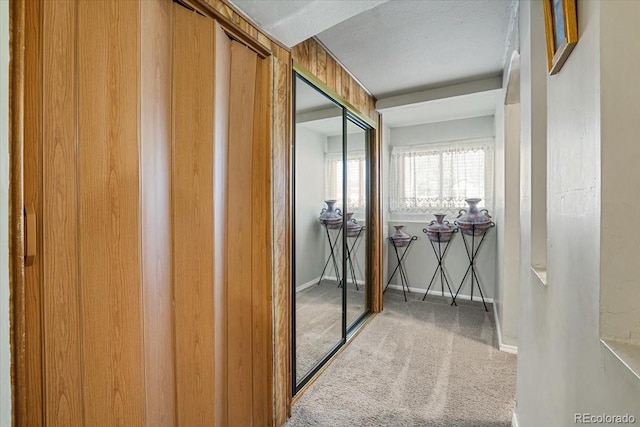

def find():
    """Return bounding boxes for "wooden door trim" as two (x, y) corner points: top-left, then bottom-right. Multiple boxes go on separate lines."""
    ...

(9, 0), (27, 423)
(181, 0), (273, 59)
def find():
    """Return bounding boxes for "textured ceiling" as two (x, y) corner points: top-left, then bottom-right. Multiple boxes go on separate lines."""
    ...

(229, 0), (517, 124)
(228, 0), (389, 47)
(317, 0), (517, 98)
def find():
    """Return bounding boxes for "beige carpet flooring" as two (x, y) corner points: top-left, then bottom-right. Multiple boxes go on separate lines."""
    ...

(287, 289), (517, 426)
(295, 279), (367, 383)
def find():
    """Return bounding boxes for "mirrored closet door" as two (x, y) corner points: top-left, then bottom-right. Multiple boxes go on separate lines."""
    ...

(292, 72), (373, 393)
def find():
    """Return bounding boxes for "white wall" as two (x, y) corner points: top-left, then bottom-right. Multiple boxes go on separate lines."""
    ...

(515, 1), (640, 426)
(0, 1), (11, 423)
(295, 126), (327, 288)
(385, 116), (497, 302)
(495, 97), (521, 350)
(386, 221), (497, 302)
(382, 124), (391, 285)
(599, 0), (640, 347)
(389, 115), (494, 146)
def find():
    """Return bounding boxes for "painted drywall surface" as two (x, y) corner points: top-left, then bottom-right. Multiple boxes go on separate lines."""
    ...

(326, 132), (366, 157)
(382, 124), (391, 285)
(386, 222), (496, 301)
(599, 0), (640, 346)
(295, 126), (327, 287)
(495, 100), (521, 348)
(0, 1), (11, 424)
(494, 99), (506, 334)
(516, 1), (640, 425)
(389, 115), (494, 146)
(386, 116), (497, 302)
(501, 103), (520, 346)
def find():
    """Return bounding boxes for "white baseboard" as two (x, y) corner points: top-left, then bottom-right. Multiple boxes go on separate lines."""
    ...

(296, 277), (320, 292)
(324, 275), (366, 286)
(385, 283), (494, 304)
(512, 412), (519, 427)
(493, 302), (518, 354)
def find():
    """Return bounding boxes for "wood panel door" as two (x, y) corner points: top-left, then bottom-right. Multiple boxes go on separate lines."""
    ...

(172, 5), (273, 423)
(20, 1), (274, 425)
(22, 0), (174, 425)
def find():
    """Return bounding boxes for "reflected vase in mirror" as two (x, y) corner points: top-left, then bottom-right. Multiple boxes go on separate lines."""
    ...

(390, 225), (411, 247)
(345, 213), (362, 237)
(456, 198), (493, 236)
(425, 213), (455, 242)
(319, 199), (342, 229)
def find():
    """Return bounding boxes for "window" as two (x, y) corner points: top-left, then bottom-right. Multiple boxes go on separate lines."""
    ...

(389, 138), (494, 216)
(325, 151), (366, 213)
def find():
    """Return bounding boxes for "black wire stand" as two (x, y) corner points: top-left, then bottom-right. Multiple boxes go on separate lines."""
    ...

(345, 226), (365, 290)
(317, 223), (342, 287)
(383, 235), (418, 302)
(421, 228), (458, 305)
(452, 222), (495, 311)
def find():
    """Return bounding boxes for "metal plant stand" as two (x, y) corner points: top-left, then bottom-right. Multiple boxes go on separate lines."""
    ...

(317, 224), (342, 287)
(384, 235), (418, 302)
(453, 223), (495, 311)
(422, 228), (458, 305)
(345, 226), (365, 290)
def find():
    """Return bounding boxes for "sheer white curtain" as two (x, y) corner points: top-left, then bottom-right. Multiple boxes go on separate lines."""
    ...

(389, 138), (494, 216)
(325, 151), (366, 214)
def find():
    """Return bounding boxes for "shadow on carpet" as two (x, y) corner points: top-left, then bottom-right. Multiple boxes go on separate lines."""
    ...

(287, 289), (517, 426)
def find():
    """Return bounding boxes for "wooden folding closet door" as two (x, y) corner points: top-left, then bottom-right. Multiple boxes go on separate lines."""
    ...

(172, 5), (218, 426)
(20, 0), (273, 424)
(23, 0), (174, 424)
(226, 40), (272, 426)
(171, 5), (272, 425)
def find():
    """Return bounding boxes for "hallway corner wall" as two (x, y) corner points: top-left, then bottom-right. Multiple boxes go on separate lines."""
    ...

(516, 0), (640, 425)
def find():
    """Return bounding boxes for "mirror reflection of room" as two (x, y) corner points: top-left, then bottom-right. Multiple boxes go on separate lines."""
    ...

(294, 75), (344, 386)
(293, 74), (371, 388)
(344, 119), (368, 327)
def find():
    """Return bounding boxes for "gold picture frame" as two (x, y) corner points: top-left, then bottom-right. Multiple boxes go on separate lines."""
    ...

(543, 0), (578, 75)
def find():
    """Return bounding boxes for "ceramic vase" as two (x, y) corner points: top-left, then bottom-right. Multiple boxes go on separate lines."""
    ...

(390, 225), (411, 247)
(425, 213), (455, 242)
(346, 213), (363, 237)
(319, 199), (342, 229)
(455, 198), (493, 236)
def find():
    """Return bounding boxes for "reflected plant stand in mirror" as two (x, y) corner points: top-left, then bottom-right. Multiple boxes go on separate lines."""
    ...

(345, 226), (365, 290)
(317, 222), (342, 287)
(384, 235), (418, 302)
(452, 222), (495, 311)
(421, 228), (458, 305)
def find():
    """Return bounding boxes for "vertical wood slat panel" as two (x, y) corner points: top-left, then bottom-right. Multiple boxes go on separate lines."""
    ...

(316, 46), (327, 84)
(140, 1), (175, 425)
(172, 5), (216, 426)
(24, 0), (44, 424)
(42, 1), (83, 424)
(272, 45), (292, 427)
(251, 54), (273, 426)
(227, 41), (257, 426)
(326, 55), (336, 91)
(370, 112), (383, 313)
(341, 69), (350, 100)
(307, 38), (317, 76)
(77, 1), (144, 425)
(334, 63), (342, 98)
(291, 37), (378, 124)
(213, 23), (231, 427)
